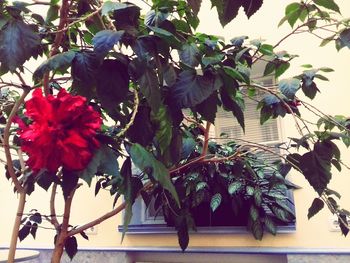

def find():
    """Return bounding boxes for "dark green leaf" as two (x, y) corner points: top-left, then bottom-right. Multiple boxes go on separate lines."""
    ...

(30, 223), (38, 239)
(138, 67), (161, 113)
(307, 198), (324, 219)
(148, 26), (182, 49)
(250, 218), (263, 240)
(263, 61), (276, 76)
(80, 144), (120, 186)
(202, 54), (225, 67)
(230, 36), (247, 47)
(64, 236), (78, 260)
(29, 212), (42, 224)
(92, 30), (124, 57)
(176, 216), (189, 251)
(313, 0), (340, 13)
(61, 169), (79, 200)
(80, 231), (89, 240)
(188, 0), (202, 15)
(18, 221), (31, 241)
(223, 66), (245, 82)
(33, 51), (76, 81)
(299, 146), (332, 195)
(71, 50), (100, 100)
(171, 70), (222, 108)
(331, 159), (342, 172)
(242, 0), (263, 18)
(96, 59), (129, 119)
(339, 214), (349, 237)
(129, 144), (179, 206)
(36, 171), (58, 191)
(195, 92), (218, 123)
(254, 188), (262, 206)
(127, 105), (155, 146)
(220, 87), (245, 131)
(337, 29), (350, 50)
(210, 193), (222, 212)
(145, 9), (169, 26)
(278, 78), (300, 99)
(302, 81), (319, 100)
(0, 19), (41, 72)
(211, 0), (241, 27)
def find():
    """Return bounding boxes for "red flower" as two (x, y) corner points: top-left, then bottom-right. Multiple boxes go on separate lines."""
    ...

(16, 88), (102, 172)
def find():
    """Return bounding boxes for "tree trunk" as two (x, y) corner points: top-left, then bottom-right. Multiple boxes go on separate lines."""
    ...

(7, 191), (26, 263)
(51, 233), (67, 263)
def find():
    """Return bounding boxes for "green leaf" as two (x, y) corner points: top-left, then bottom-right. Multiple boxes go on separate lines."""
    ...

(259, 44), (274, 56)
(71, 50), (100, 100)
(264, 216), (277, 235)
(210, 193), (222, 212)
(223, 66), (245, 82)
(278, 78), (300, 99)
(96, 59), (129, 120)
(275, 62), (290, 78)
(202, 54), (225, 67)
(64, 236), (78, 260)
(228, 181), (242, 195)
(152, 105), (173, 154)
(171, 70), (222, 108)
(138, 67), (161, 113)
(313, 0), (340, 13)
(148, 26), (182, 49)
(0, 19), (41, 72)
(254, 188), (262, 206)
(129, 144), (179, 206)
(121, 158), (143, 240)
(263, 61), (276, 76)
(241, 0), (263, 18)
(331, 159), (342, 172)
(302, 81), (319, 100)
(79, 145), (120, 186)
(285, 2), (302, 27)
(307, 198), (324, 219)
(33, 51), (76, 81)
(101, 1), (128, 16)
(337, 29), (350, 50)
(249, 205), (259, 221)
(92, 30), (124, 57)
(46, 5), (59, 23)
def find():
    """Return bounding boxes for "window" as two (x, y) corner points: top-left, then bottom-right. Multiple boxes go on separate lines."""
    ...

(119, 72), (296, 235)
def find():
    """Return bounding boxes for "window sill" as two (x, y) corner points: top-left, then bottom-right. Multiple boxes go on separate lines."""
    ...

(118, 223), (296, 235)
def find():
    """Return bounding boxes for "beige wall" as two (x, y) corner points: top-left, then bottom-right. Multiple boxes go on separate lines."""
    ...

(1, 0), (350, 251)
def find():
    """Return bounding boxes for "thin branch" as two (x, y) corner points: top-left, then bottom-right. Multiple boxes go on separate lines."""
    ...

(4, 89), (30, 193)
(116, 89), (139, 138)
(50, 183), (60, 229)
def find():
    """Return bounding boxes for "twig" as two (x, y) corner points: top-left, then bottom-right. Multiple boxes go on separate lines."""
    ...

(116, 89), (139, 138)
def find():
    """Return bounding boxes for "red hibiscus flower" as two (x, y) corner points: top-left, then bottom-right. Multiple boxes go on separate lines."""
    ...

(16, 88), (102, 172)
